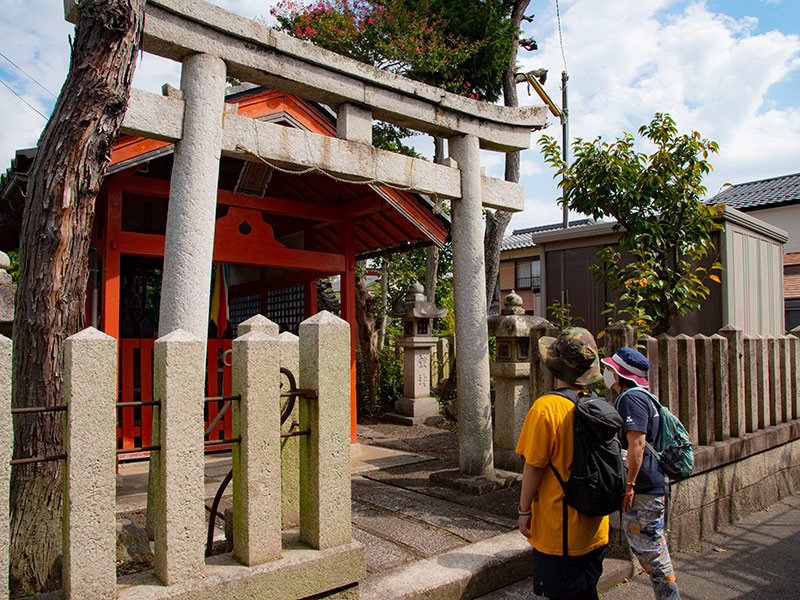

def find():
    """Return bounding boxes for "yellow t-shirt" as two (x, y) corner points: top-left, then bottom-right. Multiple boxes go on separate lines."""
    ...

(515, 392), (609, 556)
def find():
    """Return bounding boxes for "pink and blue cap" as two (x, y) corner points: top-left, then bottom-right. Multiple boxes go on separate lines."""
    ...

(600, 347), (649, 387)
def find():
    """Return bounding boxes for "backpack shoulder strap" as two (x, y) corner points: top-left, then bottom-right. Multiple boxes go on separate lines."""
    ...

(549, 388), (579, 403)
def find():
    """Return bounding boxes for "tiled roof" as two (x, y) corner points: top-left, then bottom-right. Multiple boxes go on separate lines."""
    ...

(501, 218), (595, 251)
(785, 273), (800, 300)
(710, 172), (800, 210)
(785, 252), (800, 267)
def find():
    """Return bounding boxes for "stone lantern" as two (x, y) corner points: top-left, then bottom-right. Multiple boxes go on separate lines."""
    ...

(0, 251), (14, 339)
(388, 282), (447, 425)
(488, 291), (546, 471)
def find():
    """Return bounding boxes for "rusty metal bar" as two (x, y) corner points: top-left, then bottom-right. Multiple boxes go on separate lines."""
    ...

(205, 400), (232, 438)
(116, 401), (161, 408)
(11, 405), (67, 415)
(117, 445), (161, 455)
(280, 429), (310, 438)
(204, 437), (241, 447)
(11, 453), (67, 466)
(205, 395), (241, 403)
(280, 390), (318, 399)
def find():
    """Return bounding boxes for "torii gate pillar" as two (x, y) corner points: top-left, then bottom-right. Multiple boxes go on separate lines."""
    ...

(449, 134), (494, 477)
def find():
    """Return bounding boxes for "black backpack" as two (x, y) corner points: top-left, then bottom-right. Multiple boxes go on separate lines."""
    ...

(549, 389), (626, 554)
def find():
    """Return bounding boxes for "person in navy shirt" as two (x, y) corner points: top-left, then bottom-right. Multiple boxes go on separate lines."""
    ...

(602, 347), (680, 600)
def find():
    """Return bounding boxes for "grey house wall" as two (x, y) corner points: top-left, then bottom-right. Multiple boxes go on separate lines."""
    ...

(535, 208), (786, 336)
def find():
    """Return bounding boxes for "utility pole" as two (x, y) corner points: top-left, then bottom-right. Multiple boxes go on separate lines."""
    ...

(561, 71), (569, 228)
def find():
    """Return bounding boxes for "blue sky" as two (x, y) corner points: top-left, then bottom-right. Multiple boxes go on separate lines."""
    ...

(1, 0), (799, 233)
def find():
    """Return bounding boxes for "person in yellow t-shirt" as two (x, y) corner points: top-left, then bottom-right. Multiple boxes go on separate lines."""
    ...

(516, 327), (608, 600)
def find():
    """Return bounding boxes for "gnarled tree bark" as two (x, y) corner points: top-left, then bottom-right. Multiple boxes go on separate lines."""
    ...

(484, 0), (531, 309)
(10, 1), (144, 593)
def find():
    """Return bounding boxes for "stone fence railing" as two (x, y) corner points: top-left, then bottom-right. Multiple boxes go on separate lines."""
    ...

(509, 320), (800, 549)
(0, 312), (363, 600)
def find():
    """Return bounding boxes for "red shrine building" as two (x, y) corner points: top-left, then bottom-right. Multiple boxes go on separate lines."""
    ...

(0, 84), (449, 451)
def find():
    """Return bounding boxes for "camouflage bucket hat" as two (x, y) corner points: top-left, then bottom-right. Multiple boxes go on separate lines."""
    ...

(538, 326), (603, 386)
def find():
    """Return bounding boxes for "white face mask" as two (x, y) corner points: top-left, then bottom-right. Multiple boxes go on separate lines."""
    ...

(603, 367), (617, 389)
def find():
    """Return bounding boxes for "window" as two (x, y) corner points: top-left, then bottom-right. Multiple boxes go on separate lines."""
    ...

(515, 259), (541, 289)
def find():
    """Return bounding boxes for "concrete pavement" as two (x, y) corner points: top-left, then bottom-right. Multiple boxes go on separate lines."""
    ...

(116, 423), (800, 599)
(482, 494), (800, 599)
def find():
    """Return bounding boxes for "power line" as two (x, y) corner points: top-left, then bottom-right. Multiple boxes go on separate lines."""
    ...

(0, 78), (49, 121)
(555, 0), (568, 73)
(0, 50), (57, 98)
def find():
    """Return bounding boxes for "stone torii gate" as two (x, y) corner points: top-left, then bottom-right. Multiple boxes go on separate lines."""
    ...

(65, 0), (548, 478)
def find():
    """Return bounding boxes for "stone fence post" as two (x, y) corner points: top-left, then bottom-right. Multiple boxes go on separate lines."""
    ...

(62, 328), (117, 599)
(279, 331), (301, 529)
(711, 334), (730, 442)
(0, 334), (10, 600)
(232, 328), (281, 566)
(152, 330), (206, 585)
(789, 332), (800, 420)
(657, 334), (679, 416)
(530, 321), (557, 401)
(604, 321), (635, 357)
(638, 335), (659, 396)
(719, 325), (745, 437)
(299, 311), (351, 550)
(676, 334), (698, 441)
(694, 334), (714, 446)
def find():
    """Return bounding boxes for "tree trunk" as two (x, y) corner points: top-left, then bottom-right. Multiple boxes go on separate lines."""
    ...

(355, 263), (380, 412)
(377, 259), (389, 351)
(425, 136), (447, 306)
(483, 0), (531, 309)
(10, 1), (144, 593)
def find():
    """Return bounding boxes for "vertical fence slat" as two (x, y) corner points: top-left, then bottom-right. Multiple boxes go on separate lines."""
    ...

(720, 326), (745, 437)
(780, 337), (792, 425)
(757, 337), (770, 430)
(63, 328), (117, 599)
(232, 330), (281, 565)
(791, 335), (800, 420)
(743, 337), (759, 433)
(0, 335), (11, 600)
(658, 334), (680, 417)
(695, 335), (714, 446)
(153, 330), (206, 586)
(768, 338), (781, 425)
(639, 335), (659, 397)
(299, 312), (351, 550)
(711, 334), (730, 442)
(676, 334), (698, 442)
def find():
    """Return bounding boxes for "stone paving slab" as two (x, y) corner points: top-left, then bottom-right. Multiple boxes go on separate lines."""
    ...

(353, 477), (513, 542)
(352, 502), (465, 558)
(351, 527), (415, 575)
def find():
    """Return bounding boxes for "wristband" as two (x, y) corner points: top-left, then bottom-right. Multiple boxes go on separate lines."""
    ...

(518, 506), (532, 516)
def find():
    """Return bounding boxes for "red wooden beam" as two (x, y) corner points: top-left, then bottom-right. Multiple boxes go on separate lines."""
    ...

(216, 189), (344, 222)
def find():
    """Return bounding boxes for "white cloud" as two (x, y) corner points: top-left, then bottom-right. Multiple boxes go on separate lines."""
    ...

(510, 0), (800, 230)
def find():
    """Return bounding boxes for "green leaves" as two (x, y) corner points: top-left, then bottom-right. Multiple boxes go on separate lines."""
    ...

(541, 114), (722, 336)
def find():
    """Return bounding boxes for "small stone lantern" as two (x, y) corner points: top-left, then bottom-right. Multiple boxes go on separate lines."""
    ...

(488, 291), (546, 471)
(388, 282), (447, 425)
(0, 251), (14, 339)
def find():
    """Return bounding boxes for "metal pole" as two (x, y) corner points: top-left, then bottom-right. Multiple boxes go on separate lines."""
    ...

(561, 71), (569, 229)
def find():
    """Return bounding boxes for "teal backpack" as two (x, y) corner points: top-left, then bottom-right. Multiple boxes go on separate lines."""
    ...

(619, 387), (694, 480)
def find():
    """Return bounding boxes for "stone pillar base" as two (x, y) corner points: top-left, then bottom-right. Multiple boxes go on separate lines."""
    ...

(428, 468), (520, 496)
(384, 396), (443, 426)
(493, 446), (524, 473)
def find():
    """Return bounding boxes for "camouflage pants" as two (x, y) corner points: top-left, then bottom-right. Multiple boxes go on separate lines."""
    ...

(623, 494), (680, 600)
